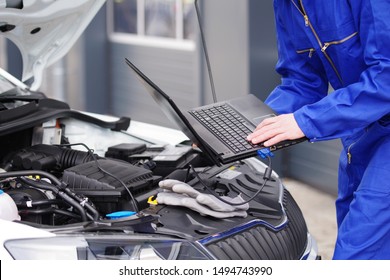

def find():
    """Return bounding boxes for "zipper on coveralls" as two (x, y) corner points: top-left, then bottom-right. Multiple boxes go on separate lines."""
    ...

(291, 0), (358, 86)
(347, 143), (354, 164)
(347, 139), (359, 164)
(346, 127), (368, 164)
(296, 31), (358, 58)
(320, 32), (359, 53)
(296, 48), (315, 58)
(292, 1), (361, 164)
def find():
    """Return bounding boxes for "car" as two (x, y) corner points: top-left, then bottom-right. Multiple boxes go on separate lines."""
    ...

(0, 0), (318, 260)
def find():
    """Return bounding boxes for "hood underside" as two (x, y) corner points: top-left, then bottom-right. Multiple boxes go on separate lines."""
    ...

(0, 0), (106, 90)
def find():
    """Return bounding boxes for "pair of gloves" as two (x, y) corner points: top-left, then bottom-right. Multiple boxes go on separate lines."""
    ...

(155, 179), (249, 218)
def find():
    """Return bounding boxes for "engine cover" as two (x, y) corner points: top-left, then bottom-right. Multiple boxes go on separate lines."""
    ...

(62, 159), (161, 214)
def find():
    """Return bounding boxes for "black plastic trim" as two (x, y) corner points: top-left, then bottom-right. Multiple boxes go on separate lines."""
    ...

(0, 98), (130, 135)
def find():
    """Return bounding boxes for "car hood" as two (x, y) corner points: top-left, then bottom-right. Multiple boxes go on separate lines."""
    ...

(0, 0), (106, 90)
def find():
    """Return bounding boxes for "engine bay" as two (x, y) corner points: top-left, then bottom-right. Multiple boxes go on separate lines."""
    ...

(0, 107), (314, 261)
(0, 116), (276, 225)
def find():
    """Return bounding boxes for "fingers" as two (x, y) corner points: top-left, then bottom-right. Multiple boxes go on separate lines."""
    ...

(263, 132), (289, 147)
(253, 116), (278, 131)
(249, 130), (286, 147)
(247, 116), (282, 145)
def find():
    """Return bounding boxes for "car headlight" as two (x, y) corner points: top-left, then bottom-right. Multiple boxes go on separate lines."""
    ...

(4, 235), (211, 260)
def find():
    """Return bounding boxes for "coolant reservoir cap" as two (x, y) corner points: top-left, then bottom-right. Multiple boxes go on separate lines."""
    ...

(106, 211), (137, 220)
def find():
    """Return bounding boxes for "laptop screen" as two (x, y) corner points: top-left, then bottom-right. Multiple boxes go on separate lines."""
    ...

(125, 58), (200, 144)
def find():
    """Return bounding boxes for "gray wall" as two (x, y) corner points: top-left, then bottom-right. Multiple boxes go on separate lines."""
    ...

(287, 140), (341, 195)
(84, 4), (109, 114)
(109, 43), (200, 128)
(201, 0), (249, 104)
(107, 0), (251, 130)
(249, 0), (280, 100)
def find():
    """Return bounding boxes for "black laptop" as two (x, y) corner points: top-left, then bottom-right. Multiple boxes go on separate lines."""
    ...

(125, 58), (305, 165)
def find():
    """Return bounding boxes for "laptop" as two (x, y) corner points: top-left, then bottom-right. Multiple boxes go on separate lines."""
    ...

(125, 58), (305, 166)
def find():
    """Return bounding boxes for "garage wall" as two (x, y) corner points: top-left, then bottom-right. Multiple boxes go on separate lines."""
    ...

(107, 0), (251, 130)
(201, 0), (250, 103)
(108, 43), (200, 128)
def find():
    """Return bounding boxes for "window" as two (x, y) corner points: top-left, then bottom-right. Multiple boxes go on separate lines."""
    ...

(109, 0), (196, 49)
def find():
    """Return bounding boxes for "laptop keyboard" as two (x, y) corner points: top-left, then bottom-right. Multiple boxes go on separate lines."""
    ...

(190, 104), (259, 153)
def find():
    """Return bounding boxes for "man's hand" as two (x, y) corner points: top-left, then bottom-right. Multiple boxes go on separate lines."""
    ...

(247, 113), (305, 147)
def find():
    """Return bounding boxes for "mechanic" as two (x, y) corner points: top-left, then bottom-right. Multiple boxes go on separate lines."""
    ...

(247, 0), (390, 259)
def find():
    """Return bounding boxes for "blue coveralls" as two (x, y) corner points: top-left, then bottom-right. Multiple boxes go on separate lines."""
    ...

(266, 0), (390, 259)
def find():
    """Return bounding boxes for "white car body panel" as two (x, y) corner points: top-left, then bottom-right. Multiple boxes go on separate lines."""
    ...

(0, 0), (106, 90)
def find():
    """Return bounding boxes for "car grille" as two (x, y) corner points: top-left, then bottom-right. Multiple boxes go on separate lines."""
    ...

(204, 190), (308, 260)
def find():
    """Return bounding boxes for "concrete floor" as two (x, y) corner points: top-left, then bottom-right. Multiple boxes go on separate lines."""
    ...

(283, 178), (338, 260)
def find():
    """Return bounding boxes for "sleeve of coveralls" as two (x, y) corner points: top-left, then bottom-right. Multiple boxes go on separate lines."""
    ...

(264, 1), (329, 115)
(293, 0), (390, 141)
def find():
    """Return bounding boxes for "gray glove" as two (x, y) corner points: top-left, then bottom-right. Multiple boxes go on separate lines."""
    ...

(156, 179), (249, 218)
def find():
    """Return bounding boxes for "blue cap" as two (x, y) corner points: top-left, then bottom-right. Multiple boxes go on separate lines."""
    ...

(106, 211), (136, 219)
(0, 190), (4, 195)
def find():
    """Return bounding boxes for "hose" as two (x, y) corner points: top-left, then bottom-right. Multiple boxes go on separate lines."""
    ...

(7, 173), (89, 222)
(19, 208), (81, 220)
(0, 170), (62, 187)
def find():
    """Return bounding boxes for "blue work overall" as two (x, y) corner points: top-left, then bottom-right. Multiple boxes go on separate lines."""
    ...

(266, 0), (390, 259)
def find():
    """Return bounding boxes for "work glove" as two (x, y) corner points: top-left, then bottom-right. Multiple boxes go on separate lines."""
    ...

(156, 179), (249, 218)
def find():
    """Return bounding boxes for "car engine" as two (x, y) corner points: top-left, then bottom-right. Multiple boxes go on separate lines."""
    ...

(0, 116), (312, 260)
(1, 140), (165, 225)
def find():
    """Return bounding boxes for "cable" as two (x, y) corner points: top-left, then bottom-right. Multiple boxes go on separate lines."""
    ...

(2, 174), (88, 222)
(184, 165), (192, 183)
(0, 144), (140, 220)
(195, 0), (218, 103)
(189, 155), (273, 206)
(16, 199), (64, 208)
(120, 131), (157, 145)
(56, 143), (139, 213)
(62, 188), (100, 221)
(1, 171), (91, 221)
(19, 208), (81, 220)
(0, 170), (62, 187)
(18, 176), (100, 221)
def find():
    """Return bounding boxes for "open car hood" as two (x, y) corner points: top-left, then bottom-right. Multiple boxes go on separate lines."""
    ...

(0, 0), (106, 90)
